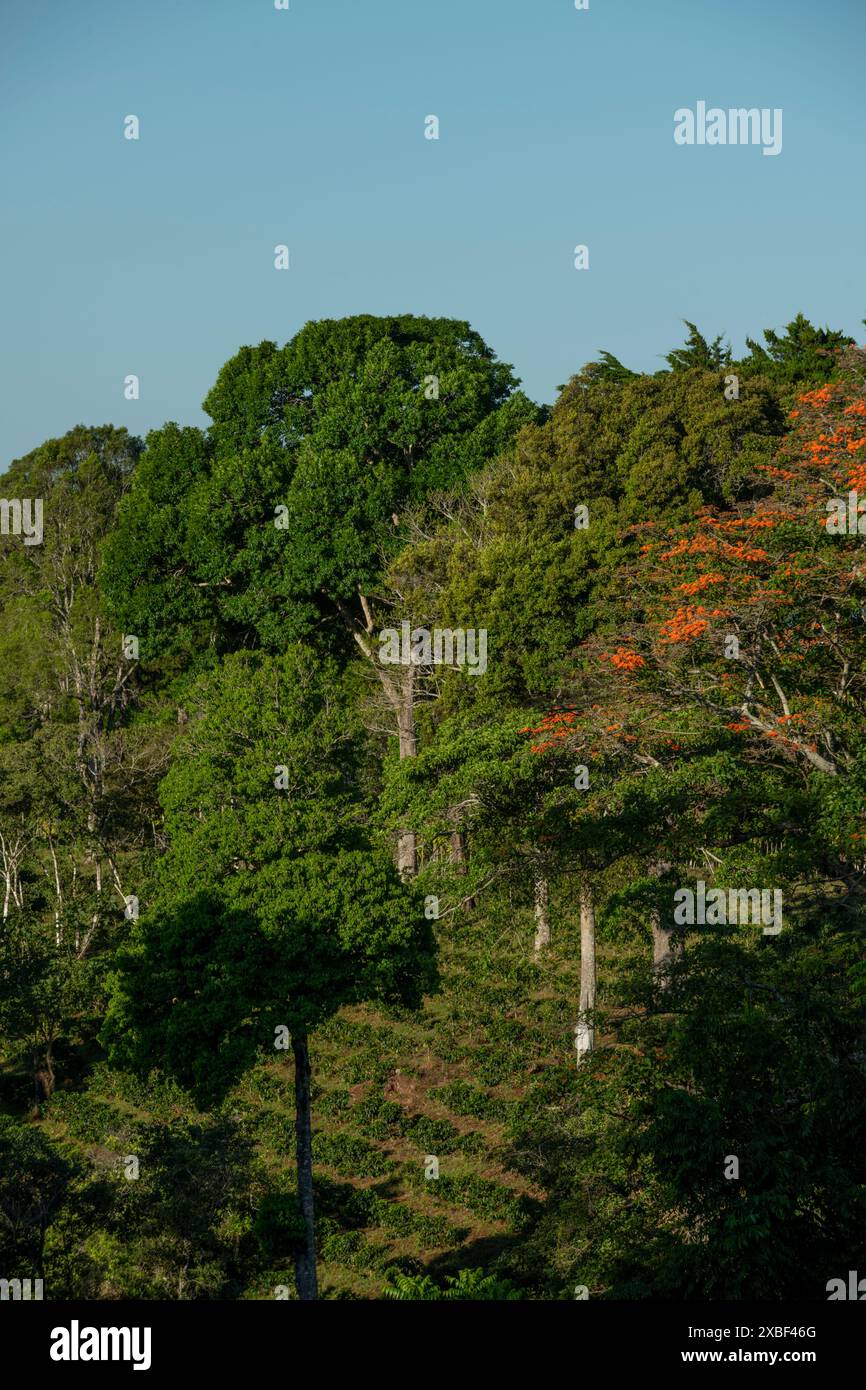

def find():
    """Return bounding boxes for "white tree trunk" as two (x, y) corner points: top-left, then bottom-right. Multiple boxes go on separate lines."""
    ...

(575, 881), (596, 1064)
(395, 667), (418, 878)
(533, 876), (550, 954)
(343, 595), (420, 879)
(650, 860), (680, 990)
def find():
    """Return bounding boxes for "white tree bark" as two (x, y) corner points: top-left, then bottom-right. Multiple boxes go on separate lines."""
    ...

(650, 859), (681, 990)
(394, 665), (418, 879)
(575, 881), (596, 1064)
(343, 596), (419, 878)
(533, 876), (551, 954)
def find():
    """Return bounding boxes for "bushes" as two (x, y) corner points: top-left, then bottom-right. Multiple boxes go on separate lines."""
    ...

(350, 1094), (404, 1139)
(313, 1132), (393, 1179)
(317, 1087), (351, 1118)
(433, 1081), (512, 1123)
(382, 1267), (523, 1300)
(402, 1164), (524, 1224)
(400, 1114), (461, 1154)
(314, 1178), (462, 1251)
(45, 1091), (137, 1149)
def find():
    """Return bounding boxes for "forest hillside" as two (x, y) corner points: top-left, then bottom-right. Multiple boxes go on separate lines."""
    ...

(2, 312), (865, 1301)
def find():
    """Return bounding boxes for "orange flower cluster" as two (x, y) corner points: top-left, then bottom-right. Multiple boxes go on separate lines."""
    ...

(722, 542), (771, 562)
(757, 464), (796, 481)
(659, 606), (712, 643)
(784, 384), (866, 490)
(677, 573), (726, 596)
(661, 536), (719, 560)
(798, 385), (837, 408)
(520, 708), (579, 753)
(599, 646), (646, 671)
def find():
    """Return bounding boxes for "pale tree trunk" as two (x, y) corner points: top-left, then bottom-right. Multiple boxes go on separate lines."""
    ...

(291, 1032), (318, 1301)
(533, 876), (551, 955)
(33, 1041), (56, 1114)
(652, 918), (675, 977)
(446, 805), (476, 908)
(0, 829), (26, 919)
(395, 665), (418, 878)
(47, 836), (63, 946)
(342, 597), (420, 879)
(650, 859), (681, 990)
(575, 881), (596, 1064)
(447, 805), (467, 869)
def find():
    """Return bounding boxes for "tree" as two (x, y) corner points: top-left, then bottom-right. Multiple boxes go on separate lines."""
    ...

(0, 426), (159, 1100)
(665, 321), (731, 373)
(101, 317), (539, 874)
(588, 313), (855, 386)
(742, 312), (857, 383)
(374, 351), (790, 1062)
(101, 645), (437, 1299)
(506, 923), (866, 1298)
(102, 317), (536, 663)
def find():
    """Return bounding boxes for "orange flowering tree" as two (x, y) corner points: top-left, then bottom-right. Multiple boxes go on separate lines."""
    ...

(520, 349), (866, 949)
(583, 350), (866, 788)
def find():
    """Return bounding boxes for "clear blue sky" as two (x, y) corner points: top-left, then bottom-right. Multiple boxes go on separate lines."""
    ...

(2, 0), (864, 469)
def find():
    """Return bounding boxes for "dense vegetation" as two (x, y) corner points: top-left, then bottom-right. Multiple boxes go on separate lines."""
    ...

(2, 312), (865, 1300)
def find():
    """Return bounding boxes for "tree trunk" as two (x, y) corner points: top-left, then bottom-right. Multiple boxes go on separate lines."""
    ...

(575, 882), (596, 1064)
(33, 1043), (55, 1114)
(650, 859), (680, 990)
(445, 807), (475, 907)
(652, 918), (673, 974)
(343, 597), (420, 878)
(447, 803), (467, 869)
(395, 670), (418, 878)
(533, 876), (550, 954)
(651, 918), (684, 989)
(291, 1031), (318, 1301)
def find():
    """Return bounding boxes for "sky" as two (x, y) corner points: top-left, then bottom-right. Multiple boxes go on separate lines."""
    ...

(1, 0), (865, 469)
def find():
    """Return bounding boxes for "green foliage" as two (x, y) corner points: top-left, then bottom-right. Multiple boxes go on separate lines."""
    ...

(101, 645), (437, 1104)
(0, 1117), (81, 1275)
(253, 1194), (307, 1259)
(102, 315), (539, 662)
(4, 313), (865, 1304)
(382, 1267), (522, 1300)
(665, 320), (732, 372)
(313, 1133), (393, 1179)
(433, 1082), (512, 1123)
(590, 313), (854, 388)
(741, 312), (856, 382)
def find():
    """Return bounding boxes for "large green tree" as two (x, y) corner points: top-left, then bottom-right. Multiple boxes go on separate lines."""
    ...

(100, 316), (539, 874)
(101, 645), (437, 1299)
